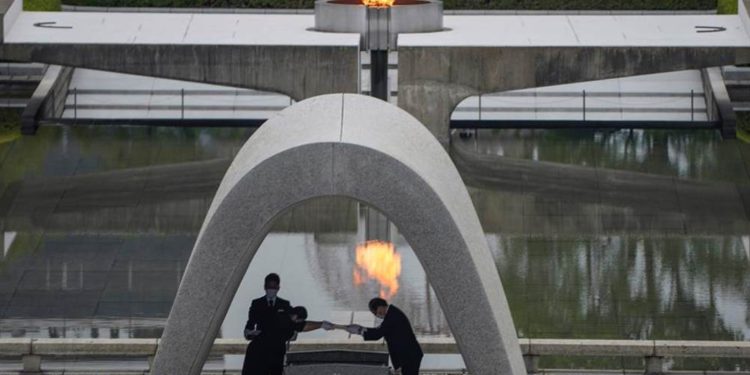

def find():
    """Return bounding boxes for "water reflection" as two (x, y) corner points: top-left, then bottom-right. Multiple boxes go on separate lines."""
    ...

(492, 235), (750, 341)
(456, 128), (750, 184)
(0, 126), (749, 352)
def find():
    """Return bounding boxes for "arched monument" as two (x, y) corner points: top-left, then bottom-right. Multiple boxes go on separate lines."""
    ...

(150, 94), (526, 375)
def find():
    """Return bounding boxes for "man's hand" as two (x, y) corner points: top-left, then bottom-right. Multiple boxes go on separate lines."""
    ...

(345, 324), (364, 335)
(243, 329), (261, 340)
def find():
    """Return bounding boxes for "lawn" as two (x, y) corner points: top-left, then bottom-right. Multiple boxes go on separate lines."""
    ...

(24, 0), (62, 11)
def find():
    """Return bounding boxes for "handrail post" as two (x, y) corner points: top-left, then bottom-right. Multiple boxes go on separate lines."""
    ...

(181, 88), (185, 120)
(690, 89), (694, 122)
(645, 355), (665, 375)
(523, 354), (540, 374)
(73, 87), (77, 121)
(476, 93), (482, 139)
(22, 354), (42, 373)
(478, 93), (482, 121)
(582, 89), (586, 121)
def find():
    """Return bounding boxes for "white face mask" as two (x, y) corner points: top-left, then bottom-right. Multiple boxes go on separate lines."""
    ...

(265, 289), (278, 299)
(374, 315), (384, 326)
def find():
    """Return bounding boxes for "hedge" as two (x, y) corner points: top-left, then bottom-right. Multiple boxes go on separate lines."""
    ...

(24, 0), (61, 10)
(60, 0), (720, 10)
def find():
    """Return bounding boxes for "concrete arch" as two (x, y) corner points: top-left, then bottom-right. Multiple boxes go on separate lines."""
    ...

(150, 93), (526, 375)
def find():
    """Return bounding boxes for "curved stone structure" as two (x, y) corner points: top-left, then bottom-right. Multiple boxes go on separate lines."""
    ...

(150, 94), (525, 375)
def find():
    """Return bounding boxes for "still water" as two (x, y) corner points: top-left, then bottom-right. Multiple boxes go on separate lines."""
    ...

(0, 125), (749, 369)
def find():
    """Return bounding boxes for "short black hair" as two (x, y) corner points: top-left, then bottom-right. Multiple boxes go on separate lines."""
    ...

(264, 273), (280, 286)
(291, 306), (308, 321)
(368, 298), (388, 313)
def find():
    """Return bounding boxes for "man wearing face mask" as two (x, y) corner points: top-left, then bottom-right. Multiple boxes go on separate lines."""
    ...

(343, 298), (423, 375)
(242, 273), (292, 375)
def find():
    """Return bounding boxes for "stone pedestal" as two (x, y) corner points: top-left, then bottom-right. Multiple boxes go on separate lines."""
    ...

(286, 364), (390, 375)
(285, 350), (390, 375)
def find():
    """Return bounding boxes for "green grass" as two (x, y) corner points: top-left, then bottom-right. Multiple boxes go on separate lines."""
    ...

(717, 0), (738, 13)
(738, 112), (750, 142)
(24, 0), (62, 11)
(0, 109), (21, 145)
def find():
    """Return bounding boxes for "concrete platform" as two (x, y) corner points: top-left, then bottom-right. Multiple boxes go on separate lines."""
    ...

(401, 14), (750, 47)
(10, 11), (745, 48)
(0, 0), (361, 101)
(4, 12), (357, 46)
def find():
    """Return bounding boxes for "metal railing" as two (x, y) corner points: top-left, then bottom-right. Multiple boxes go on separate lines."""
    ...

(451, 89), (719, 130)
(64, 87), (294, 122)
(1, 338), (749, 374)
(454, 90), (706, 122)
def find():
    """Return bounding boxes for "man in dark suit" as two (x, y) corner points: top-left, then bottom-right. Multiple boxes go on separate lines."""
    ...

(242, 273), (325, 375)
(242, 273), (290, 375)
(346, 298), (424, 375)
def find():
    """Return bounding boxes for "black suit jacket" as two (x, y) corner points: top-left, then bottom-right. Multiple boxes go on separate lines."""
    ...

(362, 305), (423, 369)
(245, 296), (291, 345)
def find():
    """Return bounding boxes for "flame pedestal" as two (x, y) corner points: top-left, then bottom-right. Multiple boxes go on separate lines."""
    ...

(314, 0), (443, 50)
(285, 350), (390, 375)
(315, 0), (443, 100)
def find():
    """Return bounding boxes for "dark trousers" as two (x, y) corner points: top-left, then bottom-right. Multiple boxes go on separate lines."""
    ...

(399, 357), (422, 375)
(242, 342), (284, 375)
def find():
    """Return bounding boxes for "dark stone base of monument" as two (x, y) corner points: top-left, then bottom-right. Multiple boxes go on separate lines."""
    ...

(285, 363), (391, 375)
(285, 350), (390, 375)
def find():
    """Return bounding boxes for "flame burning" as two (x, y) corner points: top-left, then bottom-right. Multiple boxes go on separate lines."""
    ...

(362, 0), (395, 8)
(353, 240), (402, 299)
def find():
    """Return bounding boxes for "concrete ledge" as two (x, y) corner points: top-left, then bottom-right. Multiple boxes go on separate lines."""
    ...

(0, 0), (21, 43)
(31, 339), (158, 357)
(654, 340), (750, 357)
(527, 339), (655, 357)
(0, 338), (31, 357)
(703, 66), (737, 138)
(21, 65), (74, 135)
(208, 339), (246, 356)
(1, 338), (749, 359)
(0, 44), (359, 102)
(700, 68), (721, 122)
(740, 0), (750, 38)
(518, 338), (531, 355)
(398, 46), (750, 145)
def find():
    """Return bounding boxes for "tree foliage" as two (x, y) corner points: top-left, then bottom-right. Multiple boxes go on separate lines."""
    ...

(61, 0), (719, 10)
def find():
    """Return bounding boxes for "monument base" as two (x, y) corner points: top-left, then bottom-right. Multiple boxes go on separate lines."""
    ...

(286, 363), (390, 375)
(285, 350), (390, 375)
